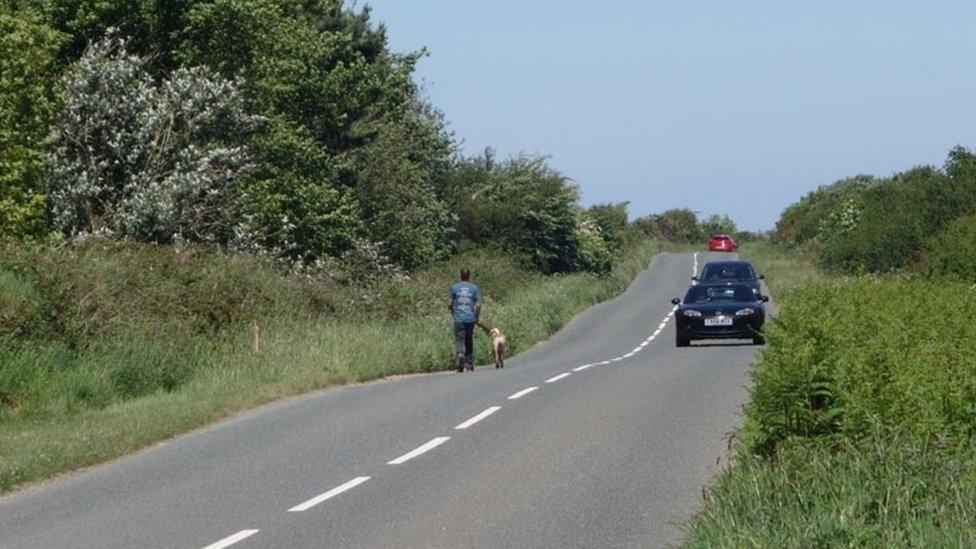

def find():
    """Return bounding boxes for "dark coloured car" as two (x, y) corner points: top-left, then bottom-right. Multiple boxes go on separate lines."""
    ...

(693, 260), (764, 296)
(671, 284), (768, 347)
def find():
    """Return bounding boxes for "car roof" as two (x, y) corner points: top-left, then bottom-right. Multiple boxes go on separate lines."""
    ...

(701, 260), (753, 268)
(684, 283), (758, 299)
(693, 281), (754, 289)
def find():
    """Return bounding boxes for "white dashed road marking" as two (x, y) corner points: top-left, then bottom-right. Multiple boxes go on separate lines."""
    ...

(203, 529), (260, 549)
(388, 437), (451, 465)
(288, 477), (371, 512)
(573, 364), (595, 372)
(545, 373), (571, 383)
(455, 407), (501, 430)
(508, 387), (538, 400)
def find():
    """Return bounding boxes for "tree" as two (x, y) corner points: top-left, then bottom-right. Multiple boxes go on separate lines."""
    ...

(355, 119), (455, 269)
(585, 202), (629, 249)
(444, 153), (603, 273)
(0, 5), (63, 239)
(699, 214), (737, 238)
(47, 34), (259, 245)
(235, 116), (362, 263)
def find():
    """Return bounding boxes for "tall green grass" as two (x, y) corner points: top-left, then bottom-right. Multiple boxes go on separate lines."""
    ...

(0, 238), (671, 493)
(737, 240), (826, 298)
(686, 435), (976, 548)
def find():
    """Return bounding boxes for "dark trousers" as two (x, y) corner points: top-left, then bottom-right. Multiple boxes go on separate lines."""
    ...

(454, 322), (475, 367)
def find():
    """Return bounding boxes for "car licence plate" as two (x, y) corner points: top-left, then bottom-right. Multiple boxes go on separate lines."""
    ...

(704, 316), (733, 327)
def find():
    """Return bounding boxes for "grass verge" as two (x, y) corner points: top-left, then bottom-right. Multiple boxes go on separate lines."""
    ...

(737, 240), (826, 297)
(0, 238), (675, 494)
(684, 242), (976, 547)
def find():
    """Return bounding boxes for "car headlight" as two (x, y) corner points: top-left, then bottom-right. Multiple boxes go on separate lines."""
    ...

(683, 310), (702, 318)
(735, 308), (755, 316)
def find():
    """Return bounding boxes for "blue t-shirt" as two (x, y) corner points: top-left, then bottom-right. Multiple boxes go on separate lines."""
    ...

(448, 281), (481, 324)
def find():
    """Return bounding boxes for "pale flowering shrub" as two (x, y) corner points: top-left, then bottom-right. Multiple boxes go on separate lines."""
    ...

(47, 32), (261, 245)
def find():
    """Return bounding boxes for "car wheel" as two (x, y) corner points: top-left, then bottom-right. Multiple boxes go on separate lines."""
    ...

(753, 335), (765, 345)
(676, 335), (690, 348)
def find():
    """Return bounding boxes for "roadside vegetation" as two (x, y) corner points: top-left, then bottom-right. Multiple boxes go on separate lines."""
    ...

(685, 147), (976, 547)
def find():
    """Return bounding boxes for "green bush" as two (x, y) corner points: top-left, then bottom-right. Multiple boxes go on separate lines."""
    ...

(0, 269), (44, 339)
(47, 34), (259, 245)
(920, 215), (976, 282)
(774, 175), (873, 245)
(585, 202), (629, 249)
(774, 147), (976, 274)
(699, 214), (737, 238)
(0, 6), (63, 239)
(632, 208), (701, 242)
(744, 277), (976, 456)
(817, 167), (958, 273)
(445, 153), (601, 273)
(0, 239), (329, 345)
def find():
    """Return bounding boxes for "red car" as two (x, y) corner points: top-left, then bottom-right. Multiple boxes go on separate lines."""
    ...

(707, 234), (737, 252)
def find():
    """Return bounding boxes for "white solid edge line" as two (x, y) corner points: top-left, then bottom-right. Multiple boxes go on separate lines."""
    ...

(202, 529), (260, 549)
(631, 347), (642, 354)
(573, 363), (594, 372)
(508, 386), (539, 399)
(288, 476), (371, 512)
(546, 372), (571, 383)
(623, 352), (636, 358)
(456, 406), (501, 430)
(388, 437), (451, 465)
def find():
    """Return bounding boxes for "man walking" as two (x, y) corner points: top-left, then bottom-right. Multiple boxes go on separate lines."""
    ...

(447, 269), (482, 372)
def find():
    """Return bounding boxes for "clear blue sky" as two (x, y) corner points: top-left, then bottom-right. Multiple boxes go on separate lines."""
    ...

(367, 1), (976, 230)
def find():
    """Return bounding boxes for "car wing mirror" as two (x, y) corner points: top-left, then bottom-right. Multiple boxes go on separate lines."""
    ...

(691, 276), (699, 281)
(761, 295), (770, 303)
(758, 274), (765, 279)
(671, 298), (681, 305)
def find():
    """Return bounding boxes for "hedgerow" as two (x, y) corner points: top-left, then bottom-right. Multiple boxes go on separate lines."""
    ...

(744, 277), (976, 455)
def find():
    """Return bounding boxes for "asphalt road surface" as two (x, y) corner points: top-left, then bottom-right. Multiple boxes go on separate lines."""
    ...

(0, 252), (767, 549)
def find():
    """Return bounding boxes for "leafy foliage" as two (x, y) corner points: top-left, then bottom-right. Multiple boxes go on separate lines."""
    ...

(355, 119), (455, 269)
(47, 33), (259, 245)
(585, 202), (629, 249)
(774, 147), (976, 274)
(0, 5), (63, 239)
(919, 213), (976, 282)
(699, 213), (737, 238)
(444, 152), (613, 273)
(774, 175), (873, 245)
(632, 208), (701, 242)
(235, 116), (361, 263)
(744, 278), (976, 456)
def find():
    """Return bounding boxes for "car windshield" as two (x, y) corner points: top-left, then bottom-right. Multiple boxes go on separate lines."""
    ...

(700, 263), (754, 282)
(684, 285), (755, 304)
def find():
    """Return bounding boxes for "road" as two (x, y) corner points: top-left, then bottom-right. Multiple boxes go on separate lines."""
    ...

(0, 252), (764, 548)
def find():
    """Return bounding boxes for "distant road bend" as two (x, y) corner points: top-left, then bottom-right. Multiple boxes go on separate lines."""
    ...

(0, 252), (764, 548)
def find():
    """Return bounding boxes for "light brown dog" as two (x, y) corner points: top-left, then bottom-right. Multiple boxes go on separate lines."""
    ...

(477, 322), (507, 369)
